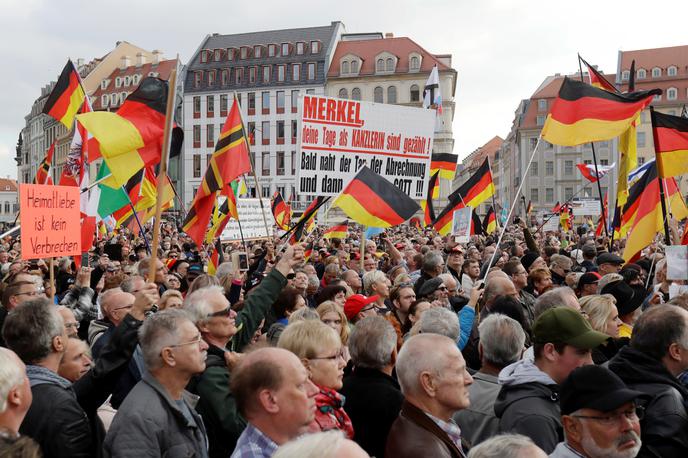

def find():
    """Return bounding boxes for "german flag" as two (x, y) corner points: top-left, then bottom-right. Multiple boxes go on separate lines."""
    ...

(651, 109), (688, 178)
(111, 167), (158, 227)
(42, 60), (86, 129)
(77, 77), (184, 187)
(272, 192), (291, 230)
(333, 167), (420, 228)
(623, 162), (688, 262)
(579, 55), (617, 92)
(288, 196), (328, 244)
(207, 240), (224, 276)
(433, 159), (494, 235)
(483, 206), (497, 234)
(526, 200), (533, 217)
(613, 173), (647, 239)
(430, 153), (458, 180)
(596, 193), (608, 237)
(682, 223), (688, 246)
(323, 221), (348, 239)
(552, 202), (561, 213)
(206, 185), (238, 244)
(182, 95), (251, 247)
(303, 242), (314, 262)
(560, 205), (572, 232)
(420, 171), (440, 227)
(34, 142), (55, 185)
(541, 77), (660, 146)
(470, 211), (485, 236)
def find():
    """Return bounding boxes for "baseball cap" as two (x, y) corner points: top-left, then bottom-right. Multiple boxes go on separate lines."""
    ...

(532, 307), (609, 349)
(560, 365), (646, 415)
(418, 277), (444, 298)
(578, 272), (601, 288)
(450, 245), (465, 254)
(597, 252), (625, 266)
(344, 294), (379, 321)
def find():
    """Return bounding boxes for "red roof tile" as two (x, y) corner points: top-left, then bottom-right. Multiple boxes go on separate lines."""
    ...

(0, 179), (18, 192)
(620, 45), (688, 76)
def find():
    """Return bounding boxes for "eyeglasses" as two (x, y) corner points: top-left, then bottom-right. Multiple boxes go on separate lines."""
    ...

(207, 306), (234, 318)
(572, 406), (644, 426)
(360, 304), (376, 313)
(65, 321), (80, 330)
(310, 349), (346, 361)
(168, 335), (204, 348)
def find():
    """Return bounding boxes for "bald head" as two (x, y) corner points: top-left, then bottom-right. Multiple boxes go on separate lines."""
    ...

(484, 276), (518, 309)
(396, 333), (458, 396)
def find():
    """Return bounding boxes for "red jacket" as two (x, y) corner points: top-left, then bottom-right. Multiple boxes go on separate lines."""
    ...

(308, 385), (354, 439)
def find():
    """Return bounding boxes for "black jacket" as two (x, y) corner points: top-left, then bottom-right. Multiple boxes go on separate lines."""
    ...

(608, 346), (688, 458)
(21, 313), (142, 458)
(340, 366), (404, 458)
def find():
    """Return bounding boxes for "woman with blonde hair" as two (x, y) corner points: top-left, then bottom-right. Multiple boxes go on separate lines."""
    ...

(158, 289), (183, 310)
(317, 301), (351, 362)
(278, 320), (353, 439)
(580, 294), (626, 364)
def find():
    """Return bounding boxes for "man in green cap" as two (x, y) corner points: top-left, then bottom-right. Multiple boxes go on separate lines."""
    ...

(493, 307), (609, 454)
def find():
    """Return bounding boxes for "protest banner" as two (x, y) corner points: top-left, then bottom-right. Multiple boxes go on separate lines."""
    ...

(20, 184), (80, 259)
(569, 198), (601, 216)
(541, 213), (560, 232)
(452, 207), (473, 243)
(220, 198), (273, 241)
(297, 94), (435, 199)
(666, 245), (688, 281)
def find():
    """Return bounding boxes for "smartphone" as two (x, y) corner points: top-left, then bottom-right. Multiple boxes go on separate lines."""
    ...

(232, 252), (249, 271)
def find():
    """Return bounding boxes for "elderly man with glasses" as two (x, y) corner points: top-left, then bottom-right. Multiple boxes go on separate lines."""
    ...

(0, 273), (44, 347)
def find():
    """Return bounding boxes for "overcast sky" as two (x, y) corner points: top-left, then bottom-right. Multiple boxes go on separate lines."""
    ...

(1, 0), (686, 180)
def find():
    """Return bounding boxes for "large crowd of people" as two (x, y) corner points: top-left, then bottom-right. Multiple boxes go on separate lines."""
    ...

(1, 217), (687, 457)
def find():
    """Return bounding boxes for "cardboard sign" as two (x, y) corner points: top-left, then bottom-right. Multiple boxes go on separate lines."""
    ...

(666, 245), (688, 281)
(569, 199), (601, 216)
(220, 198), (272, 241)
(20, 184), (81, 258)
(297, 95), (435, 199)
(452, 207), (473, 243)
(541, 213), (560, 232)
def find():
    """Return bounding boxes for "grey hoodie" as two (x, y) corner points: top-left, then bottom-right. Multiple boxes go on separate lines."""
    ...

(494, 359), (562, 454)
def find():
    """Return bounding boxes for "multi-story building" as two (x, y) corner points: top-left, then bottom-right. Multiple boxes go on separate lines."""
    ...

(18, 42), (162, 185)
(497, 72), (618, 218)
(0, 178), (18, 229)
(617, 45), (688, 196)
(325, 33), (457, 204)
(181, 22), (345, 210)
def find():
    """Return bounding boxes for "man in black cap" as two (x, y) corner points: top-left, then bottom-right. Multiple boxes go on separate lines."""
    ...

(601, 280), (646, 339)
(576, 272), (601, 298)
(551, 365), (644, 458)
(597, 253), (624, 276)
(580, 245), (597, 273)
(608, 304), (688, 457)
(494, 307), (609, 453)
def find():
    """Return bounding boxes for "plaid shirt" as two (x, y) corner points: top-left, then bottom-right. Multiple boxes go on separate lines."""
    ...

(427, 413), (464, 453)
(231, 423), (278, 458)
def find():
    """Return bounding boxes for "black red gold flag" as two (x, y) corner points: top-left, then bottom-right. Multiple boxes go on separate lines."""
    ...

(42, 60), (86, 129)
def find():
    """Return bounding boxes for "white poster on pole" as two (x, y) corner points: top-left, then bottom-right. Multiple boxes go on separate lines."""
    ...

(666, 245), (688, 281)
(452, 207), (473, 243)
(220, 199), (272, 241)
(542, 213), (560, 232)
(297, 95), (435, 199)
(570, 199), (601, 216)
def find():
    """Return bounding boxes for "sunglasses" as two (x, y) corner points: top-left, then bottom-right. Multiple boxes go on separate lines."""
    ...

(207, 306), (233, 318)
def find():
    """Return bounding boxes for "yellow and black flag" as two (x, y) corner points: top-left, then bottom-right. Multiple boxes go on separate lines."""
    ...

(34, 142), (55, 185)
(579, 55), (617, 92)
(288, 196), (328, 244)
(333, 167), (420, 228)
(483, 206), (497, 234)
(430, 153), (458, 180)
(541, 77), (660, 146)
(651, 109), (688, 178)
(323, 221), (348, 240)
(420, 171), (440, 227)
(271, 192), (291, 231)
(43, 60), (86, 129)
(183, 96), (251, 247)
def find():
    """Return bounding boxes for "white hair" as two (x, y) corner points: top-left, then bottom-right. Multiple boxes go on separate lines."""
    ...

(396, 333), (455, 396)
(349, 316), (397, 370)
(138, 309), (190, 370)
(362, 270), (386, 296)
(468, 434), (541, 458)
(273, 431), (346, 458)
(183, 285), (225, 324)
(478, 314), (526, 367)
(418, 307), (460, 341)
(0, 348), (24, 413)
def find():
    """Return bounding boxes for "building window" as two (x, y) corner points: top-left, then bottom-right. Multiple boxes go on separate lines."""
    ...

(307, 63), (316, 80)
(281, 43), (289, 55)
(306, 89), (315, 95)
(248, 122), (255, 143)
(536, 115), (545, 126)
(638, 156), (646, 165)
(292, 63), (300, 81)
(277, 65), (285, 82)
(310, 41), (320, 53)
(546, 161), (554, 176)
(621, 70), (629, 81)
(262, 92), (270, 113)
(200, 51), (208, 63)
(376, 59), (384, 72)
(214, 49), (222, 61)
(226, 48), (235, 61)
(193, 125), (201, 148)
(206, 124), (214, 147)
(194, 72), (202, 88)
(248, 92), (256, 111)
(546, 188), (554, 202)
(3, 202), (8, 214)
(565, 187), (574, 201)
(653, 94), (661, 102)
(386, 58), (394, 72)
(531, 162), (538, 176)
(529, 137), (538, 151)
(220, 94), (228, 116)
(235, 67), (243, 85)
(652, 67), (661, 78)
(254, 46), (262, 58)
(339, 88), (348, 99)
(291, 151), (296, 174)
(387, 86), (397, 104)
(208, 71), (216, 87)
(291, 90), (299, 112)
(352, 87), (361, 100)
(351, 60), (359, 73)
(291, 120), (298, 140)
(262, 121), (270, 144)
(667, 87), (678, 100)
(193, 154), (201, 177)
(637, 68), (646, 79)
(342, 61), (349, 74)
(374, 86), (383, 103)
(296, 42), (304, 55)
(410, 56), (419, 70)
(276, 91), (285, 112)
(276, 151), (285, 175)
(206, 95), (214, 117)
(221, 69), (229, 86)
(101, 94), (110, 108)
(564, 160), (574, 175)
(262, 152), (270, 175)
(268, 44), (276, 57)
(249, 67), (256, 84)
(538, 99), (547, 111)
(530, 188), (538, 203)
(277, 121), (284, 142)
(263, 66), (271, 83)
(637, 131), (646, 148)
(410, 84), (420, 102)
(600, 159), (609, 166)
(668, 66), (677, 77)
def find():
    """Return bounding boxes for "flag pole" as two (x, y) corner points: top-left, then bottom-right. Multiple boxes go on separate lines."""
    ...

(233, 92), (272, 238)
(488, 157), (499, 230)
(534, 183), (588, 234)
(649, 107), (672, 245)
(482, 135), (543, 280)
(147, 62), (177, 282)
(121, 185), (151, 254)
(577, 56), (611, 246)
